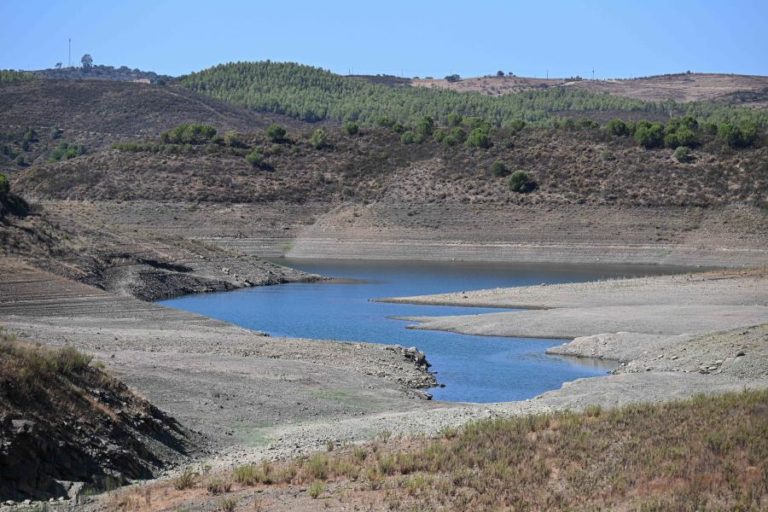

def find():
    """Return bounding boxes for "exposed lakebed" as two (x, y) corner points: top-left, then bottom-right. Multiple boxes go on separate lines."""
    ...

(161, 260), (688, 403)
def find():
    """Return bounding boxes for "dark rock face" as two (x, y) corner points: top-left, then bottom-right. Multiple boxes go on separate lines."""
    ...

(0, 363), (196, 501)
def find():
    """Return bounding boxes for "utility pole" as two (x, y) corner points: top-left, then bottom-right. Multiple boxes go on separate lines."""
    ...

(68, 38), (71, 67)
(592, 67), (595, 80)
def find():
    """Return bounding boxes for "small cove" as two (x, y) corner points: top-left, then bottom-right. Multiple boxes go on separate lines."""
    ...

(161, 259), (690, 403)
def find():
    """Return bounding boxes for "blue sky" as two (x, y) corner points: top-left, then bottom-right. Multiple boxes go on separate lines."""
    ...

(1, 1), (766, 78)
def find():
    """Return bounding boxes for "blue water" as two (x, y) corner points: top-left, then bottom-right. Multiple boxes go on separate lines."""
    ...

(160, 259), (686, 403)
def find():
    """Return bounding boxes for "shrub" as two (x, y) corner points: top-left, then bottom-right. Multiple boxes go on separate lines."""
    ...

(223, 131), (246, 148)
(433, 129), (447, 143)
(634, 122), (665, 149)
(50, 142), (86, 161)
(446, 113), (463, 127)
(718, 122), (758, 148)
(218, 498), (237, 512)
(174, 469), (197, 490)
(207, 479), (232, 495)
(376, 116), (395, 128)
(233, 464), (258, 485)
(674, 146), (693, 163)
(415, 116), (435, 138)
(0, 173), (9, 196)
(664, 126), (697, 148)
(15, 155), (26, 167)
(443, 127), (467, 146)
(466, 128), (491, 149)
(343, 121), (359, 135)
(310, 128), (329, 149)
(445, 74), (461, 82)
(308, 482), (324, 499)
(400, 131), (417, 144)
(508, 170), (537, 193)
(245, 149), (263, 166)
(266, 123), (287, 142)
(161, 124), (217, 144)
(490, 160), (510, 177)
(392, 123), (406, 134)
(508, 119), (526, 134)
(606, 119), (630, 137)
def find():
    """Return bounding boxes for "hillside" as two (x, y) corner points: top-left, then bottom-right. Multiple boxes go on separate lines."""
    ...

(414, 72), (768, 107)
(10, 120), (768, 209)
(178, 62), (768, 126)
(0, 79), (302, 172)
(0, 328), (194, 500)
(101, 388), (768, 511)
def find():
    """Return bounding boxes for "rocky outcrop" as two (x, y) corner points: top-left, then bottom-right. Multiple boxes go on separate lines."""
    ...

(0, 338), (197, 501)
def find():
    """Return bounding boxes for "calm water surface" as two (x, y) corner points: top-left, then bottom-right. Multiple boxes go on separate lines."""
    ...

(161, 260), (690, 403)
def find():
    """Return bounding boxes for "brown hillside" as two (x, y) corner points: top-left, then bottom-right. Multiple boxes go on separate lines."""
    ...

(0, 327), (195, 500)
(10, 126), (768, 209)
(0, 80), (303, 171)
(414, 73), (768, 106)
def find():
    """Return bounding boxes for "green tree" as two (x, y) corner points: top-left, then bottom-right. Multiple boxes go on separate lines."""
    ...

(415, 116), (435, 138)
(466, 128), (491, 149)
(445, 74), (461, 82)
(81, 54), (93, 70)
(266, 123), (287, 142)
(634, 122), (665, 149)
(606, 119), (629, 137)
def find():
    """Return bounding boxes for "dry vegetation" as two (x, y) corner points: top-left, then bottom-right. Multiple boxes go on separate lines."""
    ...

(107, 389), (768, 511)
(10, 123), (768, 209)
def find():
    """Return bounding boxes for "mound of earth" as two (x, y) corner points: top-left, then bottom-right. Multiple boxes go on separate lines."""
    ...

(0, 332), (196, 501)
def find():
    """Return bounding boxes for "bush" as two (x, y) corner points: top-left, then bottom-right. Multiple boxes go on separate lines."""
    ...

(442, 127), (466, 146)
(308, 482), (324, 499)
(218, 498), (237, 512)
(508, 170), (537, 193)
(223, 131), (246, 148)
(343, 121), (359, 135)
(245, 149), (263, 166)
(446, 113), (463, 127)
(490, 160), (510, 177)
(50, 142), (86, 161)
(415, 116), (435, 138)
(266, 123), (287, 142)
(310, 128), (329, 149)
(466, 128), (491, 149)
(445, 74), (461, 82)
(674, 146), (693, 163)
(634, 122), (665, 149)
(400, 131), (417, 144)
(206, 479), (232, 495)
(606, 119), (630, 137)
(173, 469), (197, 490)
(664, 126), (697, 148)
(161, 124), (217, 145)
(508, 119), (526, 134)
(718, 122), (759, 148)
(0, 173), (9, 196)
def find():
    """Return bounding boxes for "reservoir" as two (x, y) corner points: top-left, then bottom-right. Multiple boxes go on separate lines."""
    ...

(161, 260), (683, 403)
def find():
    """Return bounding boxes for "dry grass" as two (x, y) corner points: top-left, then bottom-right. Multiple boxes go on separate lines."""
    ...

(111, 389), (768, 511)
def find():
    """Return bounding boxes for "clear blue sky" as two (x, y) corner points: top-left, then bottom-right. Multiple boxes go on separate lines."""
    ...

(1, 0), (766, 78)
